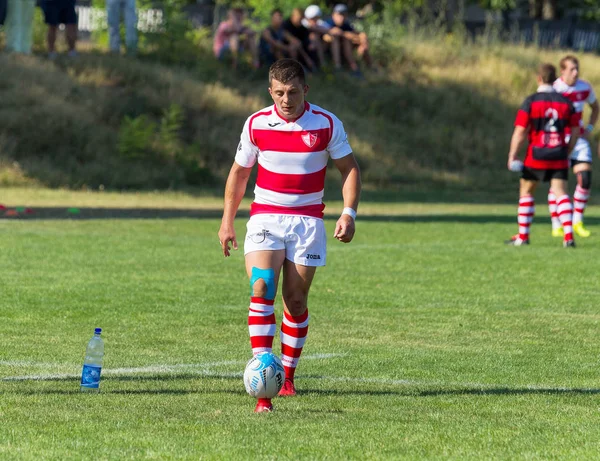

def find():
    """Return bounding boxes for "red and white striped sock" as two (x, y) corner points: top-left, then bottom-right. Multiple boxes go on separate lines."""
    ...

(248, 297), (276, 355)
(280, 309), (309, 382)
(556, 195), (574, 241)
(573, 186), (590, 225)
(548, 189), (561, 230)
(518, 195), (535, 241)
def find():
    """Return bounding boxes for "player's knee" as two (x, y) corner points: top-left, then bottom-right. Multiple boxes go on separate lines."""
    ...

(283, 293), (307, 316)
(250, 267), (276, 300)
(251, 279), (268, 298)
(578, 171), (592, 189)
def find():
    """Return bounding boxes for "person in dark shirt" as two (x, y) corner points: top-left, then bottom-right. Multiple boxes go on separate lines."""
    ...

(260, 9), (315, 70)
(325, 4), (372, 73)
(283, 8), (318, 70)
(505, 63), (580, 248)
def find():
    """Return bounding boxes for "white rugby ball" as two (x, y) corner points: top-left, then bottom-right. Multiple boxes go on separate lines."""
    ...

(243, 352), (285, 399)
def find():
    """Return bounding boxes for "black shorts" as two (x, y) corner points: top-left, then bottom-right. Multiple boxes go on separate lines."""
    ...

(0, 0), (7, 26)
(521, 167), (568, 182)
(570, 159), (592, 168)
(41, 0), (77, 25)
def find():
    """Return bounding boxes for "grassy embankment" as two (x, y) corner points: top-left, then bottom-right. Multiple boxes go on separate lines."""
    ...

(1, 38), (600, 203)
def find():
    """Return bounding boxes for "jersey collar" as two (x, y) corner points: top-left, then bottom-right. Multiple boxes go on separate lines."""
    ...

(537, 84), (555, 93)
(274, 102), (310, 123)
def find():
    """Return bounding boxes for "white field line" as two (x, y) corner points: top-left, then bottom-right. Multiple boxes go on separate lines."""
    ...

(0, 360), (62, 367)
(1, 353), (347, 382)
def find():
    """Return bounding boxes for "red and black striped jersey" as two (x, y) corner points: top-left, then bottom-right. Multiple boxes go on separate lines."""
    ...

(515, 89), (580, 169)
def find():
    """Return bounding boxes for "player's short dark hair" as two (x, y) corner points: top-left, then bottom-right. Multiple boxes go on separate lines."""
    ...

(271, 8), (282, 16)
(560, 55), (579, 70)
(269, 59), (305, 86)
(538, 63), (556, 84)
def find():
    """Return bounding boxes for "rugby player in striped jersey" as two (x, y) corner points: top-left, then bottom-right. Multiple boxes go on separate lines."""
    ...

(218, 59), (361, 413)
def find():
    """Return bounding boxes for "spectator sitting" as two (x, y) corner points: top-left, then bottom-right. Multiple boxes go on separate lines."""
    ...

(302, 4), (351, 75)
(260, 8), (316, 70)
(326, 4), (372, 73)
(284, 8), (320, 70)
(213, 8), (259, 70)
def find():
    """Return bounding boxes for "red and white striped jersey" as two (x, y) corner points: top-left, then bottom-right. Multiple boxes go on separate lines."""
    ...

(235, 102), (352, 219)
(553, 78), (596, 133)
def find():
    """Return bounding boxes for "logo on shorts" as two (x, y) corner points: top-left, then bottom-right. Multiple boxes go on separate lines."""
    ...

(301, 132), (318, 148)
(250, 230), (271, 244)
(237, 142), (243, 152)
(306, 254), (321, 260)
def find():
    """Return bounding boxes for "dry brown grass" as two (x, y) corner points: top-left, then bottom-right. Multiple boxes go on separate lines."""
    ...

(1, 39), (599, 200)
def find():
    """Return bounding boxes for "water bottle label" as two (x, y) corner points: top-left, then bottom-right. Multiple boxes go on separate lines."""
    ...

(81, 364), (102, 388)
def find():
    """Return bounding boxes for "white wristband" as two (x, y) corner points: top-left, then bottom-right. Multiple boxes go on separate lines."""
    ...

(342, 207), (357, 220)
(587, 124), (594, 133)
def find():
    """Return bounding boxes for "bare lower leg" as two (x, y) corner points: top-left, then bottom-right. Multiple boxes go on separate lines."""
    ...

(246, 37), (259, 68)
(311, 35), (325, 67)
(330, 37), (342, 69)
(360, 48), (372, 68)
(229, 34), (240, 69)
(66, 24), (77, 51)
(47, 26), (57, 52)
(342, 39), (358, 71)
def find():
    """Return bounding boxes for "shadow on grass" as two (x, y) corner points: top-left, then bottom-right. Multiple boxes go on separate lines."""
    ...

(8, 385), (600, 398)
(3, 207), (600, 224)
(416, 387), (600, 397)
(6, 388), (245, 396)
(301, 387), (600, 397)
(5, 206), (590, 224)
(6, 373), (600, 398)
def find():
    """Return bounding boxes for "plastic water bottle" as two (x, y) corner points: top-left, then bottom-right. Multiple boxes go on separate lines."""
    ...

(80, 328), (104, 393)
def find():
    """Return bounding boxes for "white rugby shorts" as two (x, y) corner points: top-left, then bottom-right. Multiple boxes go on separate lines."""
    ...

(568, 136), (593, 163)
(244, 214), (327, 267)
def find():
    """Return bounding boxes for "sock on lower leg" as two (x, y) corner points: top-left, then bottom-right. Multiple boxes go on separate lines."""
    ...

(556, 195), (574, 241)
(280, 309), (309, 382)
(248, 297), (276, 355)
(518, 195), (535, 241)
(548, 189), (561, 230)
(573, 186), (590, 225)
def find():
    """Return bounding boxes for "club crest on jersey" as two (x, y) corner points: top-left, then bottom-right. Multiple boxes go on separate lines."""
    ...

(301, 132), (318, 148)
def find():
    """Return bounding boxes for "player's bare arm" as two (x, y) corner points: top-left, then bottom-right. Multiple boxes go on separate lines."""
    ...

(585, 100), (599, 140)
(333, 154), (361, 243)
(218, 162), (252, 257)
(507, 125), (528, 170)
(567, 121), (580, 155)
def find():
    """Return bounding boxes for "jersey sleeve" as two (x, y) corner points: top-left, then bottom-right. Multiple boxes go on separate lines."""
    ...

(514, 109), (529, 127)
(569, 101), (582, 127)
(328, 114), (353, 159)
(587, 85), (597, 104)
(514, 97), (531, 127)
(234, 117), (259, 168)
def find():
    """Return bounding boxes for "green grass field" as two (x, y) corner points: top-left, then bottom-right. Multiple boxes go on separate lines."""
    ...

(2, 192), (600, 459)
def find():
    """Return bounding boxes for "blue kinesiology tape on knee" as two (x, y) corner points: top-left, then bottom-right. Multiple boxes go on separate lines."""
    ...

(250, 267), (276, 300)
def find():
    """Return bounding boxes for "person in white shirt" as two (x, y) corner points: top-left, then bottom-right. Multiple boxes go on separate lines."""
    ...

(549, 55), (599, 238)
